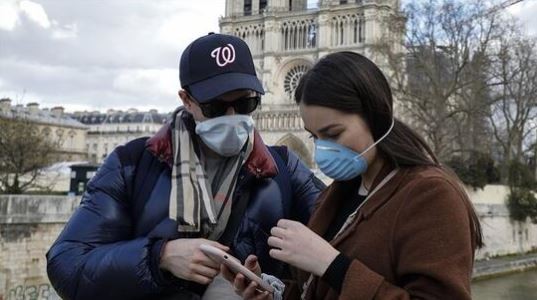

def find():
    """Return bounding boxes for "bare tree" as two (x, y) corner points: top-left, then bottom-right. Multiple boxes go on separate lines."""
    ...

(487, 31), (537, 179)
(0, 108), (61, 194)
(373, 0), (504, 161)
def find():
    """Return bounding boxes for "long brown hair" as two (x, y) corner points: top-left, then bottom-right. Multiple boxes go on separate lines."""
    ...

(295, 51), (483, 248)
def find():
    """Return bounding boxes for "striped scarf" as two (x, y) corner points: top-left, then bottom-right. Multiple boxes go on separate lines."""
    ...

(169, 109), (254, 240)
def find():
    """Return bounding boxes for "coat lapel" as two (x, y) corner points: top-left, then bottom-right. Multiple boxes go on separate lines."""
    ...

(327, 165), (408, 248)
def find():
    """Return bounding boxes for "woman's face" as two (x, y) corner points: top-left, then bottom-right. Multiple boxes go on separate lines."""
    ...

(299, 102), (377, 164)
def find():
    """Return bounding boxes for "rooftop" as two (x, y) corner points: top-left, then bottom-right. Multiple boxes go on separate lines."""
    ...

(68, 109), (171, 125)
(0, 99), (87, 129)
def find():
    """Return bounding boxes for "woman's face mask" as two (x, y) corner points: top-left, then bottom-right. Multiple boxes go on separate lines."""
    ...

(314, 119), (393, 180)
(300, 103), (393, 181)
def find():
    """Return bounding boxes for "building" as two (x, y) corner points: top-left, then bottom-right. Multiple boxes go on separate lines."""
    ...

(70, 109), (170, 163)
(220, 0), (402, 166)
(0, 98), (88, 162)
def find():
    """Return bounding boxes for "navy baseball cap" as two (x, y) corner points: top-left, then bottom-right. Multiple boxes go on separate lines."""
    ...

(180, 33), (264, 103)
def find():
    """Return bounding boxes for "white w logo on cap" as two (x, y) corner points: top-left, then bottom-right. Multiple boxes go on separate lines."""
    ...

(211, 44), (236, 67)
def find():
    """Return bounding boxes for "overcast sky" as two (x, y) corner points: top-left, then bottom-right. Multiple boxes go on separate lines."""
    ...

(0, 0), (536, 114)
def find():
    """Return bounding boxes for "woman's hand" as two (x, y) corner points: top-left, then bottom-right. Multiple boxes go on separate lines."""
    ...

(221, 255), (272, 300)
(268, 219), (339, 277)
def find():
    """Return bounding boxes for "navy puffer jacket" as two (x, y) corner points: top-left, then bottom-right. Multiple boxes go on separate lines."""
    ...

(46, 111), (324, 300)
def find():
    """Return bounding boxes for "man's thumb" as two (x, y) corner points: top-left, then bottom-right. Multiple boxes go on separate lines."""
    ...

(245, 255), (259, 270)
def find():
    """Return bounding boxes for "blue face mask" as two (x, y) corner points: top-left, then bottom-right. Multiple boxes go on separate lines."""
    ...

(195, 115), (254, 157)
(314, 119), (394, 181)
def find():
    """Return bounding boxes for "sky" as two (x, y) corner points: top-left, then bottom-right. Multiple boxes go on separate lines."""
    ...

(0, 0), (536, 114)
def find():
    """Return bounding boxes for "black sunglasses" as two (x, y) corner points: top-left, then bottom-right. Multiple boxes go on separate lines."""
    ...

(192, 94), (261, 118)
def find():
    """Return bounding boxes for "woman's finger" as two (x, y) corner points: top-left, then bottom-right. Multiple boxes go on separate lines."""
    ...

(269, 248), (287, 262)
(270, 226), (287, 238)
(267, 236), (285, 249)
(276, 219), (293, 229)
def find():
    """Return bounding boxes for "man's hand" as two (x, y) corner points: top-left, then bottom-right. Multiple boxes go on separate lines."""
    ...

(221, 255), (272, 300)
(159, 238), (228, 285)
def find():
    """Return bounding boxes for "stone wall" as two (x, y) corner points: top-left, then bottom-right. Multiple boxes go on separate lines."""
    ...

(1, 185), (537, 298)
(467, 185), (537, 259)
(0, 195), (79, 300)
(474, 203), (537, 260)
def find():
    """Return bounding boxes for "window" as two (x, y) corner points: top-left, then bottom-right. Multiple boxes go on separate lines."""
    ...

(281, 19), (317, 51)
(260, 0), (267, 11)
(68, 130), (76, 148)
(340, 0), (348, 4)
(244, 0), (252, 15)
(284, 65), (310, 99)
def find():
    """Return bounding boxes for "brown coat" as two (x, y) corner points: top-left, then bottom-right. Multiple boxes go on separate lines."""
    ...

(289, 165), (477, 300)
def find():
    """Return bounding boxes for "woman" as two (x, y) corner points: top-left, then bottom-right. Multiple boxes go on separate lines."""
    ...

(222, 52), (483, 300)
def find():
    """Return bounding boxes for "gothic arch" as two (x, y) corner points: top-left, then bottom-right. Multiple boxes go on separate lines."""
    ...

(276, 133), (313, 168)
(280, 18), (317, 51)
(232, 23), (265, 54)
(331, 12), (366, 47)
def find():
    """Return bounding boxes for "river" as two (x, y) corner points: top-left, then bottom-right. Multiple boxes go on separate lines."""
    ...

(472, 269), (537, 299)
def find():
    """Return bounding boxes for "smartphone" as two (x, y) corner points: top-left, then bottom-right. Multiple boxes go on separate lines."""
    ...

(199, 244), (275, 293)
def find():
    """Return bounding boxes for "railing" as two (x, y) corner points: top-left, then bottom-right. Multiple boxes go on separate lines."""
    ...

(224, 7), (321, 18)
(281, 16), (317, 51)
(232, 23), (265, 55)
(253, 109), (304, 131)
(330, 13), (366, 47)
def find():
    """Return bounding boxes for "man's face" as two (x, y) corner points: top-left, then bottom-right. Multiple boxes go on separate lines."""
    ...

(180, 89), (258, 122)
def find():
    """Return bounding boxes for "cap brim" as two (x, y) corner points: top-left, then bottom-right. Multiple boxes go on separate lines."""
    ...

(188, 72), (265, 103)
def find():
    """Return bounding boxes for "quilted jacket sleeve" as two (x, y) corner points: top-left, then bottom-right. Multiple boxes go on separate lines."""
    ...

(46, 148), (165, 300)
(286, 150), (326, 224)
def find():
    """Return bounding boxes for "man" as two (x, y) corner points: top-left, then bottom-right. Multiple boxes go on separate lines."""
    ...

(46, 33), (324, 300)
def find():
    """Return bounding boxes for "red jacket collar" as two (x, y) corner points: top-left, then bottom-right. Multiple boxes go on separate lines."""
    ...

(146, 122), (278, 179)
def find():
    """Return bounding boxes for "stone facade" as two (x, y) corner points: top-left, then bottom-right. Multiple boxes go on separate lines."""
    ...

(69, 109), (170, 163)
(0, 99), (88, 162)
(220, 0), (402, 164)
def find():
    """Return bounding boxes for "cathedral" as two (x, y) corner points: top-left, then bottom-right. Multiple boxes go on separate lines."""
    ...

(220, 0), (401, 167)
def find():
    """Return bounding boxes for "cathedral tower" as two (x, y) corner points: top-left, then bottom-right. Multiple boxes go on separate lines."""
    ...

(220, 0), (401, 167)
